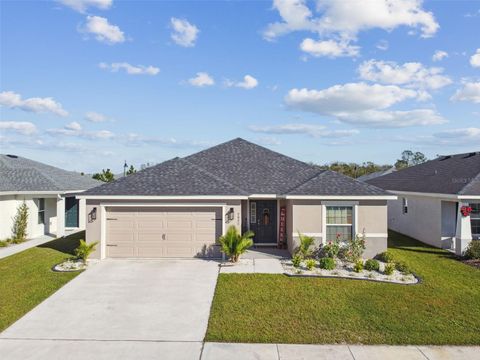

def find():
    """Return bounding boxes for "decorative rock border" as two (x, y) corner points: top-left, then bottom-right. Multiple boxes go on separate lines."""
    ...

(53, 259), (87, 272)
(281, 259), (419, 285)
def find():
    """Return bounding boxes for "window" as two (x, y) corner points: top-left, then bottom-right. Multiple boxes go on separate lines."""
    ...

(37, 198), (45, 225)
(402, 198), (408, 214)
(326, 206), (353, 242)
(471, 203), (480, 238)
(250, 202), (256, 224)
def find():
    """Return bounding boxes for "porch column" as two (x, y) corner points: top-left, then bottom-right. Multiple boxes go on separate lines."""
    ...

(56, 196), (65, 238)
(78, 198), (86, 230)
(455, 201), (472, 256)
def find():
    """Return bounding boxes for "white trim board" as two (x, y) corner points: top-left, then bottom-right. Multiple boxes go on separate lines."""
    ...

(285, 195), (396, 200)
(77, 195), (248, 200)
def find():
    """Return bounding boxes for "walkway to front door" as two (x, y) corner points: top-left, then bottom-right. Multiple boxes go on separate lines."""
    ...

(249, 200), (277, 244)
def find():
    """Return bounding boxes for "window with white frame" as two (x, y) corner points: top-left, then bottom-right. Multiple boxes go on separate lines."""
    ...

(471, 203), (480, 238)
(402, 198), (408, 214)
(36, 198), (45, 225)
(250, 202), (256, 224)
(326, 206), (353, 242)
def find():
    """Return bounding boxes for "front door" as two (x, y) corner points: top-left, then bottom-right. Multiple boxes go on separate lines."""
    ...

(249, 200), (277, 244)
(65, 197), (79, 228)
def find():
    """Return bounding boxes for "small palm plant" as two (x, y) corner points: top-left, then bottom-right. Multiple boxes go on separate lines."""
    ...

(75, 240), (99, 264)
(218, 225), (254, 262)
(295, 232), (315, 258)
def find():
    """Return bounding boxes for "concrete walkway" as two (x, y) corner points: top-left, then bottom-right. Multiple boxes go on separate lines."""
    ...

(219, 258), (285, 274)
(0, 234), (55, 259)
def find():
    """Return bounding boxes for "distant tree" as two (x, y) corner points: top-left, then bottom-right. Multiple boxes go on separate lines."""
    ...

(395, 150), (427, 169)
(92, 169), (115, 182)
(126, 165), (136, 175)
(319, 161), (391, 179)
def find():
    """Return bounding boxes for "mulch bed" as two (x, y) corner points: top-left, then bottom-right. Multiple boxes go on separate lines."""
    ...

(462, 259), (480, 269)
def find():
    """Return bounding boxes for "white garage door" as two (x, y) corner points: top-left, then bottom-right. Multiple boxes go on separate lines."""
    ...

(105, 207), (222, 258)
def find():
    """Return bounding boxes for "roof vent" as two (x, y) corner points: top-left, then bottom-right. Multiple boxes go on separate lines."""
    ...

(463, 152), (477, 158)
(6, 154), (18, 159)
(439, 155), (451, 161)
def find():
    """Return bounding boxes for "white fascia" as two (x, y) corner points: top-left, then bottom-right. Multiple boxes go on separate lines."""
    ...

(390, 191), (465, 200)
(76, 195), (249, 200)
(284, 195), (397, 200)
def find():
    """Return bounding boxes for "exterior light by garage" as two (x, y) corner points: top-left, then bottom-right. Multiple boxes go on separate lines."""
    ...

(89, 207), (97, 222)
(225, 207), (234, 222)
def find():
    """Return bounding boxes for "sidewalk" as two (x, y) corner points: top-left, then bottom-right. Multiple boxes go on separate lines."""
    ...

(0, 235), (55, 260)
(201, 342), (480, 360)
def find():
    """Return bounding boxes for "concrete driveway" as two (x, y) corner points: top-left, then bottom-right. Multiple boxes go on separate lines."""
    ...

(0, 259), (219, 359)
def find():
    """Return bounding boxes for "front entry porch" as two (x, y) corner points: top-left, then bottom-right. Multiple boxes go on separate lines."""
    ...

(247, 199), (278, 245)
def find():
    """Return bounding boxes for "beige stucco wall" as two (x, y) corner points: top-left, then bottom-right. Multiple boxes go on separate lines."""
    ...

(85, 198), (242, 259)
(388, 195), (443, 248)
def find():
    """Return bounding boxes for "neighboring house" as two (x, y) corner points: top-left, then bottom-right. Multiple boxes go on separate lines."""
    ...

(357, 167), (396, 182)
(367, 152), (480, 255)
(78, 138), (395, 260)
(0, 154), (100, 240)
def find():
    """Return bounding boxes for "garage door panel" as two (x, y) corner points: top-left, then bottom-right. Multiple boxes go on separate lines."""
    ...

(106, 206), (221, 258)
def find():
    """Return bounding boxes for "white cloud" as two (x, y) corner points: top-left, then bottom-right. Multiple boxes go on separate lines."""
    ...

(434, 127), (480, 141)
(81, 16), (125, 44)
(255, 136), (282, 146)
(170, 18), (199, 47)
(59, 0), (112, 13)
(285, 83), (446, 127)
(48, 122), (114, 139)
(450, 82), (480, 103)
(249, 123), (359, 138)
(470, 49), (480, 68)
(0, 121), (37, 135)
(265, 0), (439, 40)
(99, 62), (159, 75)
(432, 50), (448, 62)
(0, 91), (68, 117)
(85, 111), (109, 122)
(188, 72), (215, 87)
(123, 133), (209, 148)
(300, 38), (359, 58)
(376, 39), (389, 51)
(358, 60), (452, 90)
(225, 75), (259, 89)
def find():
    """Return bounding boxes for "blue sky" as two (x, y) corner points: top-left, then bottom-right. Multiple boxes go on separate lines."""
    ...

(1, 0), (479, 173)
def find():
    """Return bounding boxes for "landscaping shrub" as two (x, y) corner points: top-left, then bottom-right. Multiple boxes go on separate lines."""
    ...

(291, 254), (302, 268)
(10, 202), (28, 244)
(364, 259), (380, 271)
(384, 263), (395, 275)
(219, 225), (254, 262)
(319, 257), (335, 270)
(464, 241), (480, 260)
(353, 259), (364, 272)
(74, 240), (99, 264)
(295, 232), (315, 258)
(305, 259), (316, 270)
(376, 250), (395, 263)
(0, 240), (9, 247)
(345, 233), (366, 262)
(320, 238), (340, 259)
(395, 261), (411, 274)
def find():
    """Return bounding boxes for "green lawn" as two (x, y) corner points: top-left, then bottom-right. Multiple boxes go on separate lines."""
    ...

(206, 231), (480, 345)
(0, 232), (84, 332)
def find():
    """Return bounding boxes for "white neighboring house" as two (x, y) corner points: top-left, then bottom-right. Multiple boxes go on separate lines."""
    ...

(0, 154), (100, 240)
(366, 152), (480, 256)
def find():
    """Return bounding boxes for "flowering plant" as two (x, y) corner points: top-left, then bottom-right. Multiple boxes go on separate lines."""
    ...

(461, 206), (473, 217)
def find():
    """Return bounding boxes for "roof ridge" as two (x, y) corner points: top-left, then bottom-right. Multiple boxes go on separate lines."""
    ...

(459, 169), (480, 195)
(283, 169), (325, 195)
(180, 157), (249, 194)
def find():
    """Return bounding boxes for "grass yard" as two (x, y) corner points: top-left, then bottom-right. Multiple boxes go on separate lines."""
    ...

(0, 232), (84, 332)
(206, 231), (480, 345)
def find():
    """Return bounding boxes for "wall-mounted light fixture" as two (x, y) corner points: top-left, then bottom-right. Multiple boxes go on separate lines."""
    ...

(89, 207), (97, 222)
(225, 207), (234, 222)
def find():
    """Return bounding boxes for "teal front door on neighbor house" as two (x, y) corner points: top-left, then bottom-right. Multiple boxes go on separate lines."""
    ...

(65, 197), (79, 228)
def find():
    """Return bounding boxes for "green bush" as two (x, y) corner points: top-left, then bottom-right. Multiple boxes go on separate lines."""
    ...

(295, 232), (315, 258)
(345, 233), (366, 262)
(74, 240), (99, 263)
(219, 226), (254, 262)
(305, 259), (316, 270)
(319, 257), (335, 270)
(353, 260), (364, 273)
(464, 241), (480, 260)
(376, 250), (395, 263)
(291, 254), (302, 268)
(320, 238), (341, 258)
(384, 262), (395, 275)
(395, 261), (411, 274)
(11, 202), (29, 244)
(364, 259), (380, 271)
(0, 240), (9, 247)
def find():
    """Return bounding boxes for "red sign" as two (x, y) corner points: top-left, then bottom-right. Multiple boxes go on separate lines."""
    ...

(279, 206), (286, 246)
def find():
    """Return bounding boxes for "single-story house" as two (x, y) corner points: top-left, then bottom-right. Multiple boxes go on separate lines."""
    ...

(78, 138), (396, 260)
(0, 154), (100, 240)
(367, 152), (480, 255)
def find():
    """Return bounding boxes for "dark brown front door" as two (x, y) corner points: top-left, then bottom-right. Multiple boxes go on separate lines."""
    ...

(249, 200), (277, 244)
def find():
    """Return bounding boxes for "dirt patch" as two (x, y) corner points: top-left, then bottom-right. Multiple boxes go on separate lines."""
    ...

(462, 259), (480, 269)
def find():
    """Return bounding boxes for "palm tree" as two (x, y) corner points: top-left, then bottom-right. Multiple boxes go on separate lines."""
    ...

(74, 240), (99, 264)
(218, 225), (254, 262)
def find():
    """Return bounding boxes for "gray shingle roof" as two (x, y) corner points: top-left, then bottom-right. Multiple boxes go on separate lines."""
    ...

(0, 154), (100, 192)
(367, 152), (480, 196)
(82, 138), (390, 197)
